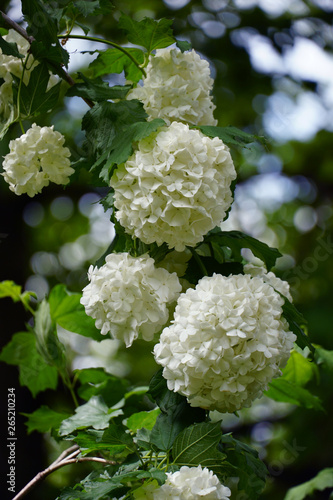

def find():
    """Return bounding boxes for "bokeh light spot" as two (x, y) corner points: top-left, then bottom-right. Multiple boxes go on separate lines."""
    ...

(23, 202), (45, 227)
(294, 206), (318, 232)
(50, 196), (74, 221)
(25, 275), (49, 300)
(202, 20), (226, 38)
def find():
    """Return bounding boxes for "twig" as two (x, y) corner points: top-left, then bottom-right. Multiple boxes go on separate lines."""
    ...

(50, 444), (80, 466)
(12, 445), (116, 500)
(0, 10), (94, 108)
(0, 10), (33, 43)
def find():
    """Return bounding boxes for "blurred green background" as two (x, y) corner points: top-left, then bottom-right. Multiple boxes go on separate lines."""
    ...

(0, 0), (332, 498)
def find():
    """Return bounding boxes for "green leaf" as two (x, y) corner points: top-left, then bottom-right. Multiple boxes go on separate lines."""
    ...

(59, 466), (165, 499)
(89, 48), (145, 83)
(73, 0), (113, 16)
(82, 100), (146, 159)
(198, 125), (267, 148)
(0, 280), (23, 301)
(204, 229), (282, 271)
(101, 423), (136, 453)
(22, 405), (71, 434)
(82, 100), (149, 183)
(221, 434), (267, 499)
(71, 423), (135, 457)
(282, 351), (319, 386)
(22, 0), (68, 66)
(284, 468), (333, 500)
(76, 368), (129, 407)
(172, 422), (227, 479)
(18, 64), (61, 117)
(0, 332), (58, 397)
(0, 280), (37, 308)
(49, 284), (104, 341)
(58, 480), (125, 500)
(0, 35), (23, 58)
(73, 0), (102, 15)
(135, 427), (152, 450)
(102, 118), (165, 178)
(66, 74), (131, 101)
(315, 347), (333, 373)
(118, 15), (175, 54)
(23, 0), (58, 39)
(126, 409), (161, 432)
(72, 432), (128, 457)
(59, 396), (121, 436)
(176, 39), (192, 52)
(265, 378), (324, 411)
(99, 190), (114, 212)
(282, 298), (314, 353)
(29, 40), (69, 68)
(149, 370), (206, 451)
(149, 411), (183, 451)
(149, 369), (177, 412)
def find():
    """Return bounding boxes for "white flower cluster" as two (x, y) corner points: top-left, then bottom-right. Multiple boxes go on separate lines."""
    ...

(111, 122), (236, 251)
(134, 466), (231, 499)
(80, 252), (181, 347)
(2, 124), (73, 197)
(154, 273), (296, 413)
(127, 47), (217, 126)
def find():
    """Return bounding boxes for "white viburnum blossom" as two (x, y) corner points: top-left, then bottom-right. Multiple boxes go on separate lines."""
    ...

(127, 47), (217, 126)
(111, 122), (236, 252)
(2, 124), (73, 197)
(244, 262), (293, 301)
(80, 252), (182, 347)
(154, 273), (296, 413)
(135, 466), (231, 499)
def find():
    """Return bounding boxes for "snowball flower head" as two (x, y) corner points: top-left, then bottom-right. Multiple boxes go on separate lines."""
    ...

(111, 122), (236, 251)
(136, 466), (231, 499)
(2, 124), (73, 197)
(81, 252), (182, 347)
(127, 47), (217, 126)
(154, 273), (296, 413)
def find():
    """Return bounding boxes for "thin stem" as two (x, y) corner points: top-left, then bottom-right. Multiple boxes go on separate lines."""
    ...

(157, 455), (168, 469)
(22, 300), (35, 316)
(18, 120), (25, 134)
(15, 52), (31, 128)
(12, 446), (116, 500)
(61, 372), (79, 408)
(188, 247), (209, 276)
(58, 33), (147, 78)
